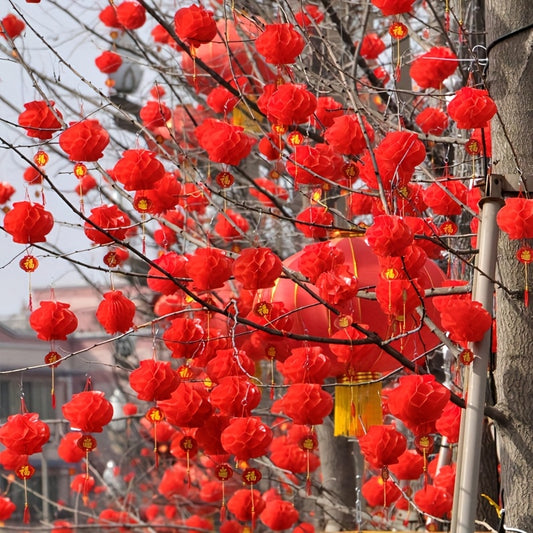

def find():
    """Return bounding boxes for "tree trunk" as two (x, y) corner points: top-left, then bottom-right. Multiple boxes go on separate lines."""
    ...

(486, 0), (533, 529)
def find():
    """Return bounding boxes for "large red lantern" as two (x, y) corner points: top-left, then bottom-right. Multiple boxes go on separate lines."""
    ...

(4, 201), (54, 244)
(62, 391), (113, 433)
(29, 300), (78, 340)
(95, 290), (136, 334)
(18, 100), (63, 140)
(59, 119), (109, 161)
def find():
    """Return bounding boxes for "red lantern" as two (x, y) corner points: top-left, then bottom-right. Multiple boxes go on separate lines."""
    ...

(195, 414), (231, 456)
(29, 300), (78, 340)
(315, 264), (359, 305)
(62, 391), (113, 433)
(295, 206), (333, 239)
(260, 500), (299, 530)
(129, 359), (180, 402)
(366, 214), (413, 257)
(207, 86), (240, 114)
(294, 5), (324, 27)
(413, 484), (453, 517)
(371, 0), (415, 15)
(210, 376), (262, 417)
(447, 87), (497, 129)
(163, 317), (205, 359)
(265, 83), (317, 125)
(227, 489), (266, 522)
(233, 247), (282, 290)
(96, 290), (136, 334)
(0, 412), (50, 455)
(0, 14), (25, 39)
(112, 149), (165, 191)
(439, 298), (492, 343)
(386, 374), (451, 436)
(358, 33), (385, 59)
(278, 346), (332, 384)
(358, 424), (407, 470)
(147, 251), (188, 295)
(157, 382), (212, 428)
(416, 107), (449, 135)
(298, 241), (345, 284)
(99, 5), (121, 28)
(59, 119), (109, 161)
(57, 432), (86, 463)
(388, 449), (425, 480)
(115, 1), (146, 30)
(140, 101), (171, 129)
(195, 119), (256, 166)
(95, 50), (122, 74)
(286, 143), (344, 187)
(84, 204), (132, 245)
(174, 5), (217, 48)
(255, 23), (305, 65)
(423, 179), (468, 216)
(18, 100), (63, 140)
(496, 197), (533, 239)
(206, 349), (256, 381)
(214, 210), (250, 241)
(220, 416), (273, 460)
(133, 173), (182, 215)
(324, 114), (374, 156)
(4, 201), (54, 244)
(273, 383), (333, 425)
(0, 448), (28, 471)
(0, 497), (16, 521)
(361, 475), (402, 507)
(435, 401), (462, 443)
(410, 47), (458, 89)
(311, 96), (344, 128)
(186, 247), (234, 291)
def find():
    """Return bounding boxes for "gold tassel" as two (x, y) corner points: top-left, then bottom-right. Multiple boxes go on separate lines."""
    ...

(334, 372), (382, 437)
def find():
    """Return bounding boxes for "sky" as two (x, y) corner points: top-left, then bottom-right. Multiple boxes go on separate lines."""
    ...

(0, 3), (111, 316)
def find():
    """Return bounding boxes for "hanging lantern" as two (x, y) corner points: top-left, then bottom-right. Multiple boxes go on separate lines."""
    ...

(413, 484), (453, 518)
(273, 383), (333, 425)
(358, 33), (386, 59)
(84, 204), (132, 245)
(62, 390), (114, 433)
(324, 114), (374, 156)
(496, 197), (533, 240)
(416, 107), (449, 136)
(295, 206), (334, 239)
(410, 47), (458, 89)
(277, 346), (332, 384)
(57, 432), (86, 463)
(174, 4), (217, 48)
(361, 475), (402, 508)
(147, 251), (188, 295)
(210, 377), (261, 417)
(185, 247), (234, 291)
(286, 143), (344, 188)
(95, 50), (122, 74)
(371, 0), (415, 15)
(439, 298), (492, 343)
(157, 382), (212, 428)
(423, 179), (468, 216)
(448, 87), (497, 129)
(59, 119), (109, 161)
(388, 449), (425, 480)
(112, 149), (165, 191)
(265, 83), (317, 125)
(255, 23), (305, 65)
(95, 290), (136, 334)
(260, 500), (299, 531)
(129, 359), (180, 402)
(227, 488), (266, 528)
(163, 317), (205, 359)
(4, 201), (54, 244)
(115, 1), (146, 30)
(365, 214), (413, 257)
(214, 210), (250, 241)
(233, 247), (282, 290)
(0, 496), (16, 522)
(0, 13), (25, 39)
(29, 300), (78, 341)
(0, 412), (50, 455)
(18, 100), (63, 140)
(220, 416), (273, 461)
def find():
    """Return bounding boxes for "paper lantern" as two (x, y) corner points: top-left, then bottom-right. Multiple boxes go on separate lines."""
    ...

(112, 149), (164, 191)
(18, 100), (63, 140)
(174, 4), (217, 48)
(295, 206), (333, 239)
(0, 448), (28, 472)
(416, 107), (449, 135)
(361, 475), (401, 507)
(386, 374), (450, 436)
(286, 143), (344, 188)
(84, 204), (132, 245)
(0, 497), (16, 521)
(186, 247), (234, 291)
(129, 359), (180, 402)
(413, 484), (453, 517)
(62, 391), (113, 433)
(371, 0), (415, 15)
(96, 290), (136, 334)
(298, 241), (345, 284)
(1, 13), (26, 40)
(206, 349), (256, 381)
(23, 166), (43, 185)
(260, 500), (299, 530)
(312, 96), (344, 128)
(163, 317), (205, 359)
(195, 119), (255, 165)
(221, 416), (273, 460)
(273, 383), (333, 425)
(270, 437), (320, 474)
(29, 300), (78, 340)
(448, 87), (497, 129)
(147, 251), (188, 295)
(51, 521), (73, 533)
(210, 376), (261, 417)
(133, 173), (182, 215)
(265, 83), (317, 125)
(423, 179), (468, 216)
(58, 432), (86, 463)
(358, 424), (406, 470)
(293, 523), (315, 533)
(0, 412), (50, 455)
(255, 23), (305, 65)
(195, 414), (230, 456)
(315, 265), (359, 305)
(59, 119), (109, 161)
(157, 382), (212, 428)
(99, 5), (120, 28)
(140, 100), (171, 129)
(439, 298), (492, 343)
(95, 50), (122, 74)
(378, 244), (428, 280)
(115, 1), (146, 30)
(278, 346), (332, 384)
(366, 214), (413, 257)
(388, 449), (425, 480)
(496, 197), (533, 239)
(220, 520), (245, 533)
(359, 33), (385, 59)
(4, 201), (54, 244)
(433, 464), (456, 495)
(227, 489), (265, 522)
(410, 47), (458, 89)
(233, 247), (282, 290)
(375, 276), (423, 319)
(324, 113), (374, 155)
(214, 210), (250, 241)
(294, 5), (324, 26)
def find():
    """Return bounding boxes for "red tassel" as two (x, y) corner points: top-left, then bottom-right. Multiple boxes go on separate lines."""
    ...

(525, 290), (529, 307)
(23, 503), (30, 524)
(220, 504), (226, 522)
(51, 390), (56, 409)
(306, 476), (312, 495)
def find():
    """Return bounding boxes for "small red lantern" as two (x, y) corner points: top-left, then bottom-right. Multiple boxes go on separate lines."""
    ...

(273, 383), (333, 426)
(59, 119), (109, 161)
(260, 500), (299, 531)
(95, 50), (122, 74)
(389, 22), (408, 39)
(95, 290), (136, 334)
(233, 247), (282, 290)
(220, 416), (273, 460)
(163, 317), (205, 359)
(18, 100), (63, 140)
(58, 432), (86, 463)
(361, 475), (401, 507)
(227, 488), (266, 522)
(115, 1), (146, 30)
(0, 497), (16, 522)
(62, 390), (114, 433)
(324, 114), (374, 156)
(496, 197), (533, 240)
(157, 382), (212, 428)
(0, 14), (25, 39)
(448, 87), (497, 129)
(413, 484), (453, 518)
(29, 300), (78, 341)
(112, 149), (165, 191)
(174, 4), (217, 48)
(410, 47), (458, 89)
(265, 83), (317, 125)
(416, 107), (449, 135)
(359, 33), (385, 59)
(186, 247), (234, 290)
(371, 0), (415, 15)
(295, 206), (334, 239)
(0, 412), (50, 455)
(4, 201), (54, 244)
(19, 255), (39, 272)
(210, 376), (261, 417)
(84, 204), (132, 245)
(366, 214), (413, 257)
(129, 359), (180, 402)
(255, 23), (305, 65)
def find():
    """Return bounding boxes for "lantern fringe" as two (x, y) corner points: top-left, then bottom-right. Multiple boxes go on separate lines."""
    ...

(334, 372), (382, 437)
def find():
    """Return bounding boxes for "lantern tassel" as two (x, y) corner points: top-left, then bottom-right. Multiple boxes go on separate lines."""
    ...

(334, 373), (382, 437)
(220, 481), (226, 521)
(525, 265), (529, 307)
(51, 366), (56, 409)
(306, 449), (312, 495)
(23, 479), (30, 524)
(153, 422), (159, 469)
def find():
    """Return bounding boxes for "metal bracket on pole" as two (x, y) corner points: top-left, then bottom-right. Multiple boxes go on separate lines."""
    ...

(488, 173), (533, 195)
(451, 173), (503, 533)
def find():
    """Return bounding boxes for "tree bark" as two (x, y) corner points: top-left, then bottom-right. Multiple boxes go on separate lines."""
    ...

(486, 1), (533, 529)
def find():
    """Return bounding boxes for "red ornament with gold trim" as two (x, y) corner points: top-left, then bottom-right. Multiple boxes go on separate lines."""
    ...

(215, 463), (234, 520)
(299, 431), (318, 494)
(44, 350), (61, 408)
(517, 246), (533, 306)
(16, 463), (36, 523)
(19, 255), (39, 272)
(459, 348), (475, 365)
(389, 22), (408, 40)
(216, 171), (235, 189)
(146, 406), (165, 467)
